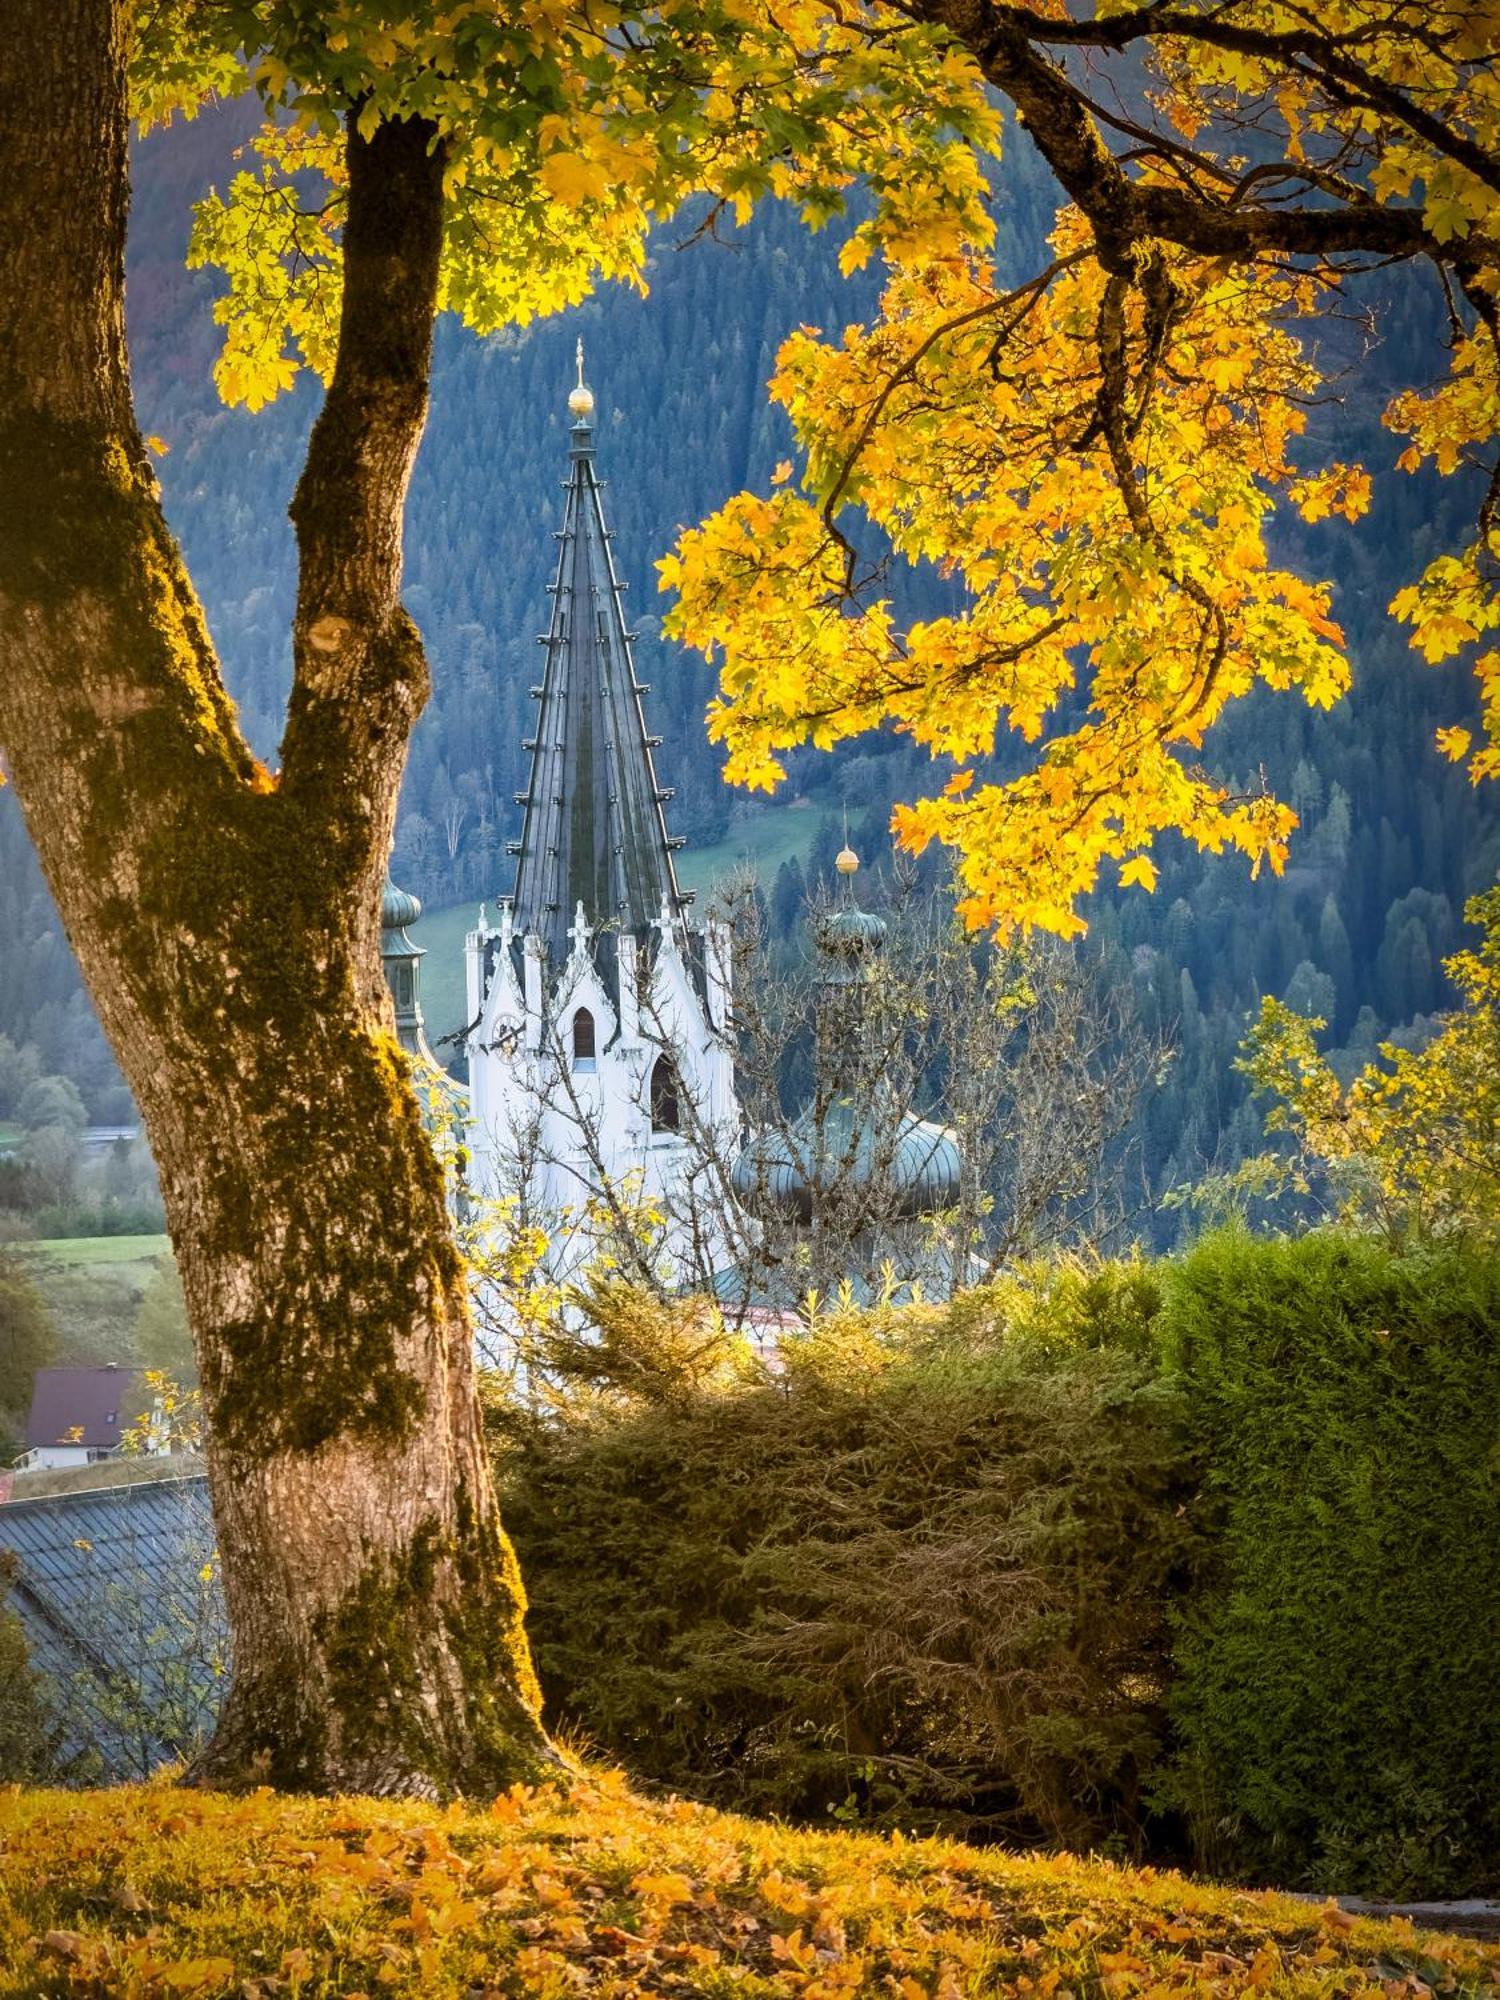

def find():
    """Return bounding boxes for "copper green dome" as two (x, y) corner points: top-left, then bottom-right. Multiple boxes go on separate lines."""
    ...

(732, 1097), (960, 1224)
(382, 878), (423, 932)
(813, 903), (888, 983)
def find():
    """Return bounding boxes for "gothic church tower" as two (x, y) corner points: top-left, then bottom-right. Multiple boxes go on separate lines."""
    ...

(465, 349), (738, 1284)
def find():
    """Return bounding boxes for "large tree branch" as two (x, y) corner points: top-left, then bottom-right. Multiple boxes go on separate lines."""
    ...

(900, 0), (1484, 273)
(278, 107), (447, 976)
(993, 2), (1500, 196)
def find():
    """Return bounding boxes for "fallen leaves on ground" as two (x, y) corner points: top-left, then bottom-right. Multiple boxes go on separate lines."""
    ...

(0, 1773), (1494, 1997)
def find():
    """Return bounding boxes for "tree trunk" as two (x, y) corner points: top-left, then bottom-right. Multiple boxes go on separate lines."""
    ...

(0, 0), (554, 1794)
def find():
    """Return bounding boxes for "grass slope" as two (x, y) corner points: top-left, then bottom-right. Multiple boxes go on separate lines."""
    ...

(15, 1236), (171, 1370)
(405, 901), (477, 1060)
(411, 799), (822, 1052)
(674, 799), (821, 900)
(1, 1778), (1494, 1998)
(23, 1236), (171, 1268)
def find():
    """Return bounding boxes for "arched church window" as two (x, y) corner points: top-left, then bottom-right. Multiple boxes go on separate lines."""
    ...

(572, 1007), (596, 1069)
(650, 1054), (681, 1134)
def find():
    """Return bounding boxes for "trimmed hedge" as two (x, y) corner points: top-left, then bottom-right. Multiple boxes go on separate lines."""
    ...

(493, 1233), (1500, 1894)
(1158, 1230), (1500, 1897)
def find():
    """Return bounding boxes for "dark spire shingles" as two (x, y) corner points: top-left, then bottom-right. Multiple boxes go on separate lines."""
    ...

(508, 392), (687, 966)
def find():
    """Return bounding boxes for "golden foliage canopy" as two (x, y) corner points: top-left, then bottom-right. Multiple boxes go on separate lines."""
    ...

(664, 0), (1500, 931)
(131, 0), (1499, 934)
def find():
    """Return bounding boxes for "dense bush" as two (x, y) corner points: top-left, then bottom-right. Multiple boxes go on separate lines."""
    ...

(494, 1233), (1500, 1895)
(1158, 1230), (1500, 1897)
(495, 1265), (1193, 1851)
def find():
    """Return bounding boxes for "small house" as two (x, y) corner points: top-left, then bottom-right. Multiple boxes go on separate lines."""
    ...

(20, 1365), (153, 1471)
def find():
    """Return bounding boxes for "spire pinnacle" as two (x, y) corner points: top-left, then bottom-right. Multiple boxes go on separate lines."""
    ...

(568, 337), (595, 421)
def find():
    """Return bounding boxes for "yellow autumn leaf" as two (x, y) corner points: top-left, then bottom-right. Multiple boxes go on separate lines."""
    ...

(630, 1869), (696, 1904)
(1119, 856), (1158, 892)
(539, 152), (613, 209)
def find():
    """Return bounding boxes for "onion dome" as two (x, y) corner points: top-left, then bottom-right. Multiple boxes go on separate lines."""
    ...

(382, 878), (423, 932)
(814, 902), (887, 982)
(731, 842), (961, 1224)
(813, 845), (888, 984)
(380, 875), (435, 1066)
(732, 1099), (960, 1224)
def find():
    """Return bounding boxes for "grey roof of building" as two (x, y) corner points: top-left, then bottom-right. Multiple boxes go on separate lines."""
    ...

(25, 1365), (149, 1450)
(507, 400), (689, 970)
(0, 1472), (225, 1782)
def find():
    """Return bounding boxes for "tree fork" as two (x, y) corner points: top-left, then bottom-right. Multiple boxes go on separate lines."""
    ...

(0, 0), (555, 1796)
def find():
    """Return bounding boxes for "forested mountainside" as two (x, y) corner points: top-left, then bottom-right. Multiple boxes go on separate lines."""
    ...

(0, 99), (1495, 1233)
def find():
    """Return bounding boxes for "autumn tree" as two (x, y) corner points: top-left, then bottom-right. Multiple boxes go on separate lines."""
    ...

(1235, 886), (1500, 1245)
(133, 1256), (196, 1384)
(2, 0), (1491, 1799)
(666, 0), (1500, 933)
(0, 0), (990, 1793)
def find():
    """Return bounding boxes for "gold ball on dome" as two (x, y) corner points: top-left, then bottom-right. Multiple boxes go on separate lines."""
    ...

(835, 845), (860, 875)
(569, 383), (595, 418)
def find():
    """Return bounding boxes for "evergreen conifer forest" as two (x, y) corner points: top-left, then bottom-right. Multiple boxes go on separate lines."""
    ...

(1, 0), (1498, 1982)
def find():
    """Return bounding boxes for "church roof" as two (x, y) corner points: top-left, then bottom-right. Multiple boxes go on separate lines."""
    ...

(507, 346), (689, 966)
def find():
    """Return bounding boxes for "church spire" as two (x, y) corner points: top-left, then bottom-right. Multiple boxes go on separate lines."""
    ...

(506, 348), (687, 967)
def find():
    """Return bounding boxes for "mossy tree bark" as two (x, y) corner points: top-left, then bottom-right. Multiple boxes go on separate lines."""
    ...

(0, 0), (554, 1794)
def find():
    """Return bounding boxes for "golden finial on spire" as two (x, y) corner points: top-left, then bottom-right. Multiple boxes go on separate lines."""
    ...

(568, 336), (595, 420)
(836, 805), (858, 875)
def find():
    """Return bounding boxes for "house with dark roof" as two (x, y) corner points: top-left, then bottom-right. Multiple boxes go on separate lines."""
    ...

(20, 1364), (157, 1471)
(0, 1471), (224, 1782)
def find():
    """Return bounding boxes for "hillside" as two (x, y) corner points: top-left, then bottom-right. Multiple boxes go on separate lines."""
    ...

(1, 1779), (1496, 1998)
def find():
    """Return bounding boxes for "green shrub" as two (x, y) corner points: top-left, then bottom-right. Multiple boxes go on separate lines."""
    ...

(494, 1263), (1192, 1851)
(493, 1232), (1500, 1894)
(1157, 1228), (1500, 1896)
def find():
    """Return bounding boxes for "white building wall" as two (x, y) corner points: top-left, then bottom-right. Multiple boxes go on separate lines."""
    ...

(466, 901), (738, 1295)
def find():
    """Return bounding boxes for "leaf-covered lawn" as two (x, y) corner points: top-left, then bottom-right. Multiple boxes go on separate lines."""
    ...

(1, 1775), (1495, 1998)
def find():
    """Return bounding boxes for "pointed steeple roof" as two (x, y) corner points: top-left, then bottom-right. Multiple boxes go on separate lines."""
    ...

(507, 343), (688, 966)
